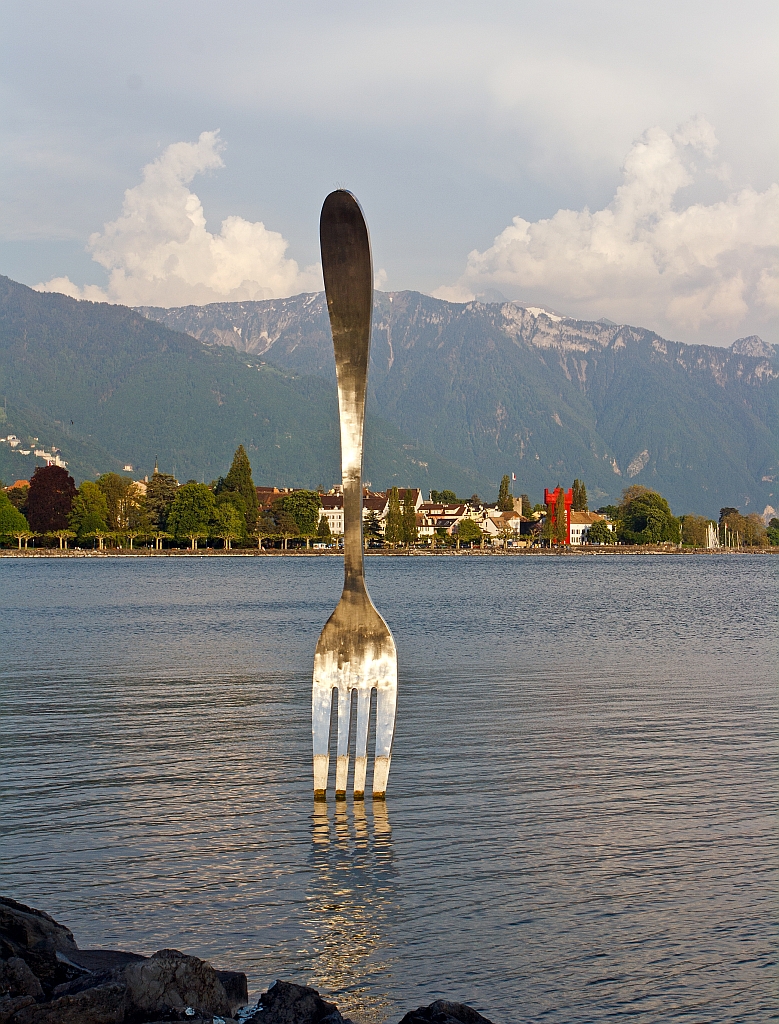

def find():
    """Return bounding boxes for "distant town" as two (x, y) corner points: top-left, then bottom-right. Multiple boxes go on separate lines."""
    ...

(1, 445), (777, 552)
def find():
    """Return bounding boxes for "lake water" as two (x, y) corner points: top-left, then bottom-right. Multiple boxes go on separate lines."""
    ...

(1, 554), (777, 1023)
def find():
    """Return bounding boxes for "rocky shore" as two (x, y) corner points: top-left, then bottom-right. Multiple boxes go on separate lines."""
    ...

(1, 898), (493, 1024)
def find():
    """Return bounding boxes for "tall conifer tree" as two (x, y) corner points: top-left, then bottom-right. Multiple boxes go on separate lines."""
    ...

(402, 491), (418, 545)
(554, 488), (568, 544)
(224, 445), (259, 529)
(497, 475), (513, 511)
(385, 487), (403, 545)
(572, 479), (588, 511)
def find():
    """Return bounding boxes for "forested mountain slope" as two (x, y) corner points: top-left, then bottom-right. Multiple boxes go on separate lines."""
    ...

(139, 291), (779, 516)
(0, 276), (480, 492)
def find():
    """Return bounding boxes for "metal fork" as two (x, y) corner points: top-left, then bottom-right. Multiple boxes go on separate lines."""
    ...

(312, 190), (398, 801)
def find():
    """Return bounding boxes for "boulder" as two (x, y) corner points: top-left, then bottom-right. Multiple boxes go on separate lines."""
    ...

(0, 995), (37, 1024)
(0, 900), (77, 957)
(7, 981), (126, 1024)
(0, 900), (85, 998)
(0, 958), (44, 1001)
(396, 1001), (495, 1024)
(0, 900), (249, 1023)
(247, 980), (353, 1024)
(122, 948), (233, 1021)
(215, 970), (248, 1012)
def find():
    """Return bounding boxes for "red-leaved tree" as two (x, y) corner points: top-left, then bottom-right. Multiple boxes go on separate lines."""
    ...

(26, 465), (77, 533)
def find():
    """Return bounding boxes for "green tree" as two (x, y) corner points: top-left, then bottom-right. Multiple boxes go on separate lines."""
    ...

(587, 520), (613, 544)
(96, 473), (139, 529)
(597, 505), (620, 521)
(455, 518), (483, 546)
(364, 510), (382, 545)
(766, 518), (779, 545)
(220, 444), (259, 531)
(681, 514), (710, 547)
(402, 491), (418, 545)
(554, 488), (567, 544)
(275, 510), (300, 550)
(520, 494), (531, 516)
(123, 529), (144, 550)
(272, 490), (322, 536)
(92, 529), (113, 552)
(572, 479), (588, 511)
(167, 483), (216, 549)
(497, 475), (513, 512)
(431, 489), (458, 504)
(6, 482), (28, 512)
(721, 511), (767, 547)
(316, 515), (332, 544)
(0, 491), (29, 540)
(384, 487), (403, 545)
(621, 484), (654, 507)
(212, 501), (244, 549)
(79, 511), (110, 547)
(253, 512), (277, 550)
(52, 529), (76, 550)
(619, 489), (680, 544)
(70, 481), (110, 541)
(744, 513), (767, 546)
(215, 490), (248, 541)
(541, 510), (554, 545)
(145, 472), (179, 531)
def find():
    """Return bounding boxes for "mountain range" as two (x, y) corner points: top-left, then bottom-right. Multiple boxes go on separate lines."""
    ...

(1, 273), (776, 518)
(0, 276), (478, 494)
(139, 291), (779, 517)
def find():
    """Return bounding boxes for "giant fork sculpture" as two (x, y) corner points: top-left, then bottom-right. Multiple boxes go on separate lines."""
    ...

(312, 190), (398, 801)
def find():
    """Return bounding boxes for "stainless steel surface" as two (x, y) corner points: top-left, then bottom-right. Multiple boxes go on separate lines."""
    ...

(312, 190), (398, 801)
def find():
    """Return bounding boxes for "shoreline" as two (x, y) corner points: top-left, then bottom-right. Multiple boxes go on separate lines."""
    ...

(0, 546), (775, 559)
(1, 896), (493, 1024)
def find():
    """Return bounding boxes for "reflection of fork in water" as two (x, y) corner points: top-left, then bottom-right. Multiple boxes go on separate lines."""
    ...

(307, 801), (396, 1023)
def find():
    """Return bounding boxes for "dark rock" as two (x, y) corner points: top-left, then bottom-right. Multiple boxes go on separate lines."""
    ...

(247, 980), (353, 1024)
(0, 899), (87, 998)
(8, 981), (127, 1024)
(0, 957), (44, 1001)
(396, 1000), (495, 1024)
(1, 900), (250, 1023)
(0, 994), (37, 1024)
(215, 970), (248, 1012)
(62, 949), (147, 973)
(122, 948), (233, 1021)
(0, 899), (77, 956)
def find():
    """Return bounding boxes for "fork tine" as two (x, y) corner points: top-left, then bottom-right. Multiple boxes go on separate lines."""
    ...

(373, 684), (397, 798)
(312, 681), (333, 800)
(352, 687), (372, 799)
(334, 684), (352, 799)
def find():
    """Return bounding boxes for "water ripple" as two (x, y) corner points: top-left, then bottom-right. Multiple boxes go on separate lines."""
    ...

(1, 555), (777, 1023)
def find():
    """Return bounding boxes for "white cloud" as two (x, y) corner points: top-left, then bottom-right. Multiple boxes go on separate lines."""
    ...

(435, 118), (779, 342)
(35, 131), (321, 306)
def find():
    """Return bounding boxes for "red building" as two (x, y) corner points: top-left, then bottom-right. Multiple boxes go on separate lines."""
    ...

(544, 486), (573, 544)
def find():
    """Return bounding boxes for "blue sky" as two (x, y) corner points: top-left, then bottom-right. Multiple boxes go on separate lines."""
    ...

(1, 0), (777, 344)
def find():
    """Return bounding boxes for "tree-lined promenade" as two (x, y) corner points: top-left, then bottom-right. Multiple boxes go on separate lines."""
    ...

(2, 455), (778, 554)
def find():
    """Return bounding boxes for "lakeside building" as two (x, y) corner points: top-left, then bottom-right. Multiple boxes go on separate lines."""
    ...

(256, 485), (292, 510)
(569, 510), (612, 545)
(319, 494), (344, 535)
(480, 509), (528, 544)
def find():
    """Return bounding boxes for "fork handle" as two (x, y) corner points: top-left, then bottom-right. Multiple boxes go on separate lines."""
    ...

(320, 191), (373, 591)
